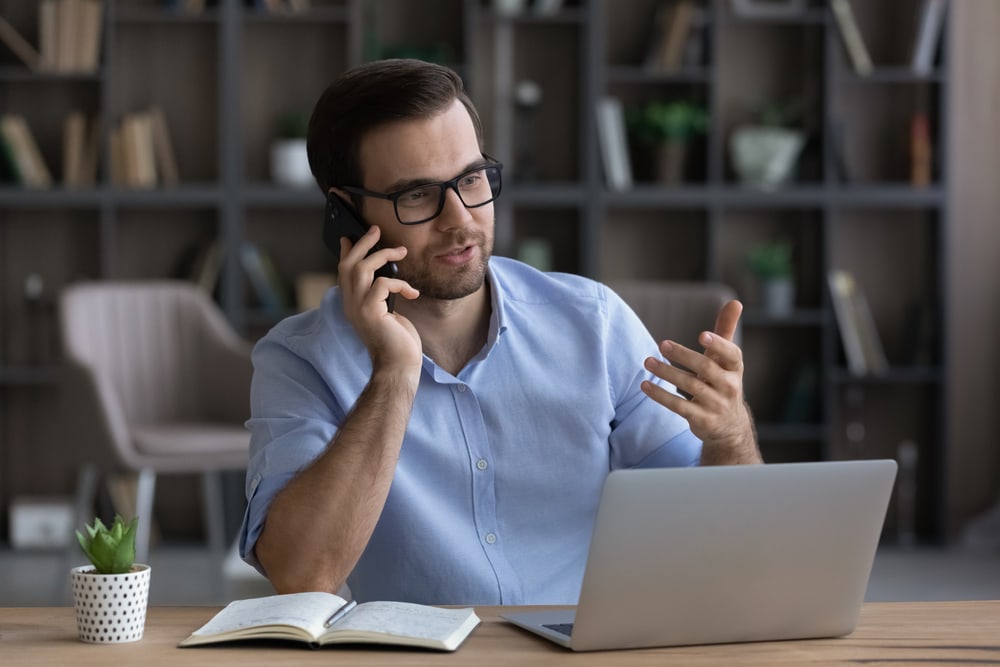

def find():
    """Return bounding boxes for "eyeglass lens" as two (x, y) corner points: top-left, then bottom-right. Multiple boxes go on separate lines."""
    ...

(395, 165), (501, 224)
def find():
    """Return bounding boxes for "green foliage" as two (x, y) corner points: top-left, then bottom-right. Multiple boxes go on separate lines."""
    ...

(76, 515), (138, 574)
(754, 98), (805, 128)
(276, 111), (309, 139)
(626, 100), (709, 144)
(746, 241), (793, 280)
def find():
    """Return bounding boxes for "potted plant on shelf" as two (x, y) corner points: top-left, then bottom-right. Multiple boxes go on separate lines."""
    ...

(626, 99), (708, 184)
(746, 240), (795, 316)
(72, 515), (151, 644)
(270, 110), (313, 188)
(730, 98), (806, 189)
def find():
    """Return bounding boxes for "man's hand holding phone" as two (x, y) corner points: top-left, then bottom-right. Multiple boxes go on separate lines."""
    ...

(338, 226), (422, 378)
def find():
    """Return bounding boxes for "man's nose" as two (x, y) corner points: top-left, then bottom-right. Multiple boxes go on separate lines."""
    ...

(435, 186), (476, 228)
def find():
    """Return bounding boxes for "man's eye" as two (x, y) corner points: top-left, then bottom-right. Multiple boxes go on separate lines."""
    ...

(459, 173), (483, 188)
(399, 187), (435, 205)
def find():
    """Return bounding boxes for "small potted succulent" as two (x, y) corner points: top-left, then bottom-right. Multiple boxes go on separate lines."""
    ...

(71, 515), (151, 643)
(626, 99), (709, 184)
(746, 240), (795, 316)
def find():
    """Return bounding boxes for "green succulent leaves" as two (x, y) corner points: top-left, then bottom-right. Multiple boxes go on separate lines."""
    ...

(76, 515), (138, 574)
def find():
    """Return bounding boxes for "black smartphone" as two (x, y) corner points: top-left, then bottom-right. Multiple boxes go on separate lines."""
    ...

(324, 193), (398, 312)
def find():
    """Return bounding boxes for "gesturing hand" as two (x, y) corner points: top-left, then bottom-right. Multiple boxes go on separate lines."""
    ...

(640, 300), (762, 465)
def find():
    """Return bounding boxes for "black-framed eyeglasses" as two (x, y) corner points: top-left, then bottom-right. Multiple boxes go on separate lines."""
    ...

(339, 156), (503, 225)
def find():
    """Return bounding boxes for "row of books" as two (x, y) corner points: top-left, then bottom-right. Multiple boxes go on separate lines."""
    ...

(832, 0), (948, 77)
(109, 107), (180, 189)
(181, 237), (337, 315)
(0, 0), (104, 73)
(252, 0), (311, 13)
(0, 107), (180, 189)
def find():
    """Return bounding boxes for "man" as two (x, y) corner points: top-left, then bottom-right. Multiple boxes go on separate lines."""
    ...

(240, 59), (761, 606)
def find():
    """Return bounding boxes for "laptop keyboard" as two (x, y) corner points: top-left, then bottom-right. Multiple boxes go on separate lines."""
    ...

(543, 623), (574, 637)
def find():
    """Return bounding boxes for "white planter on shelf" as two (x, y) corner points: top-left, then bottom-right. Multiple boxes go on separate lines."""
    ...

(760, 277), (795, 316)
(270, 138), (313, 188)
(71, 564), (151, 644)
(730, 126), (805, 189)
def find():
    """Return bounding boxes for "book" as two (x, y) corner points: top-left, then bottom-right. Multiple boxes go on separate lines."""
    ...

(0, 16), (42, 70)
(0, 113), (53, 188)
(828, 269), (888, 376)
(179, 592), (480, 652)
(595, 96), (632, 191)
(910, 111), (931, 187)
(827, 269), (867, 376)
(62, 111), (87, 187)
(240, 241), (287, 314)
(38, 0), (59, 71)
(850, 277), (889, 375)
(911, 0), (947, 76)
(56, 0), (82, 72)
(148, 106), (180, 186)
(77, 0), (104, 73)
(660, 0), (695, 72)
(831, 0), (873, 76)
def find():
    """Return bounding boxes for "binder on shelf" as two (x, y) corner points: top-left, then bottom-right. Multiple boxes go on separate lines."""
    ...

(595, 96), (633, 191)
(831, 0), (873, 76)
(911, 0), (948, 76)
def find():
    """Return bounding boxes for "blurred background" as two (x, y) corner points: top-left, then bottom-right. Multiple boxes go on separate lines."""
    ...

(0, 0), (997, 605)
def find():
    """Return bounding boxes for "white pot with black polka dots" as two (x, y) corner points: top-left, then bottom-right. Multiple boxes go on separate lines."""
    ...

(71, 564), (151, 643)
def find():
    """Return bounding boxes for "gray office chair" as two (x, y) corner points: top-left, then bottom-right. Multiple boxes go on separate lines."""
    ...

(57, 280), (252, 565)
(606, 280), (740, 350)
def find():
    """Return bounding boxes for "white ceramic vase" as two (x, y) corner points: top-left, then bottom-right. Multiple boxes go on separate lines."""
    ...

(730, 126), (805, 189)
(270, 138), (313, 188)
(71, 564), (151, 643)
(761, 277), (795, 316)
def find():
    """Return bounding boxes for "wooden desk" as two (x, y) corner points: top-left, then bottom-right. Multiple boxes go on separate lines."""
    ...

(2, 602), (999, 665)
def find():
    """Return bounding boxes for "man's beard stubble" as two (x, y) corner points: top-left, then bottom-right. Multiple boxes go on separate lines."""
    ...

(397, 229), (493, 301)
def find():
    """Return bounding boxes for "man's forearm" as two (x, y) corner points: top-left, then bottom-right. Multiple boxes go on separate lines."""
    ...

(255, 369), (417, 594)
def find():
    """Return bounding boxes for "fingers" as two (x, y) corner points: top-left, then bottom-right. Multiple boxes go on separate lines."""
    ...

(339, 229), (416, 313)
(713, 299), (743, 342)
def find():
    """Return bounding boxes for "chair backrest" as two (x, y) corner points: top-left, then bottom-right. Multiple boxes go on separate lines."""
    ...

(606, 280), (739, 351)
(59, 280), (247, 425)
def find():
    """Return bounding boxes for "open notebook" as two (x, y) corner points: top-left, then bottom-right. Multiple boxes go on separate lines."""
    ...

(503, 459), (897, 651)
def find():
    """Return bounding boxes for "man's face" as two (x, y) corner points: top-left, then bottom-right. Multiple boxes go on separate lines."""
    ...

(353, 100), (494, 301)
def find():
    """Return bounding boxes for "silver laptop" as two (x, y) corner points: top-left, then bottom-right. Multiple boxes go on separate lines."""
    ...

(502, 459), (897, 651)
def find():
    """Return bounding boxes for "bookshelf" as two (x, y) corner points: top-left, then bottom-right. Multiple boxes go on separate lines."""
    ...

(0, 0), (950, 543)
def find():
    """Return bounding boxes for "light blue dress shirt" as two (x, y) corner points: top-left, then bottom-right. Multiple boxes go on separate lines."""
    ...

(239, 257), (702, 605)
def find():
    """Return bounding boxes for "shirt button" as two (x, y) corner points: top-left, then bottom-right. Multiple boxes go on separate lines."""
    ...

(456, 384), (467, 393)
(484, 532), (497, 545)
(476, 459), (488, 471)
